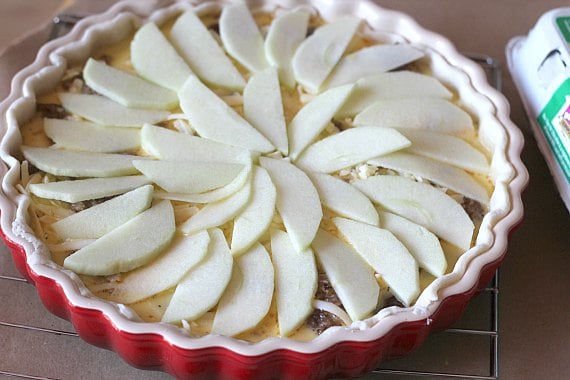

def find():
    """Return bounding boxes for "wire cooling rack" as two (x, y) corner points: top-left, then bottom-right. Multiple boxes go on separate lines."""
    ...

(0, 15), (502, 380)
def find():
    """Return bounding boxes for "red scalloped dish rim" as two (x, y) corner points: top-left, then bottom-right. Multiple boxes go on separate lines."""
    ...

(0, 0), (528, 378)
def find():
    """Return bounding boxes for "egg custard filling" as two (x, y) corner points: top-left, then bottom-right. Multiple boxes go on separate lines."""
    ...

(16, 4), (493, 342)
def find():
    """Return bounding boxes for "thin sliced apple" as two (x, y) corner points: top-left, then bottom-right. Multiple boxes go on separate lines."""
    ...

(219, 3), (269, 73)
(306, 172), (378, 226)
(179, 76), (275, 153)
(83, 58), (178, 110)
(140, 124), (250, 164)
(130, 22), (193, 91)
(133, 160), (243, 194)
(369, 152), (489, 205)
(52, 184), (153, 240)
(292, 17), (361, 93)
(288, 84), (355, 160)
(312, 229), (380, 321)
(353, 175), (475, 250)
(231, 166), (276, 256)
(170, 10), (245, 91)
(59, 93), (169, 127)
(323, 44), (425, 89)
(333, 217), (420, 306)
(295, 127), (410, 173)
(259, 157), (322, 253)
(162, 228), (233, 323)
(353, 98), (474, 137)
(179, 179), (252, 234)
(271, 229), (317, 337)
(155, 160), (251, 204)
(44, 118), (140, 153)
(94, 230), (210, 304)
(397, 129), (490, 174)
(378, 210), (446, 278)
(211, 243), (274, 337)
(63, 200), (175, 276)
(243, 68), (288, 155)
(337, 71), (453, 117)
(28, 175), (151, 203)
(264, 9), (310, 88)
(21, 146), (142, 178)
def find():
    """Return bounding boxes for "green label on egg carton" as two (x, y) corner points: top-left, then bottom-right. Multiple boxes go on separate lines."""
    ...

(538, 77), (570, 183)
(556, 17), (570, 43)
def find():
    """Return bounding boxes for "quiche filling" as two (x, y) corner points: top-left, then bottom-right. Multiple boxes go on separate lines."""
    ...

(17, 4), (492, 342)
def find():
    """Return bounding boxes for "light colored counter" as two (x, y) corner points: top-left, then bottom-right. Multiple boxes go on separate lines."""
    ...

(0, 1), (568, 379)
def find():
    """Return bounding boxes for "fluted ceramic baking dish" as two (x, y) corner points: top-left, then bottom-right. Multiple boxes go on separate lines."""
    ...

(0, 0), (527, 378)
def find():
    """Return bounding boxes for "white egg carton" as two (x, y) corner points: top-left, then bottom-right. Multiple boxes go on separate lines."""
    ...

(507, 7), (570, 211)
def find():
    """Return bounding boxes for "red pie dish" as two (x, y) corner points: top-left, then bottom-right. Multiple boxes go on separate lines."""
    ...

(0, 0), (527, 378)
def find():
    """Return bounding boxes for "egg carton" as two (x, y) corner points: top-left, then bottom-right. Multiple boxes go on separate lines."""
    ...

(507, 7), (570, 212)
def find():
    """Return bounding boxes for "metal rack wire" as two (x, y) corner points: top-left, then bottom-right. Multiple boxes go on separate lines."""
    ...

(48, 14), (84, 41)
(372, 273), (500, 379)
(0, 16), (502, 380)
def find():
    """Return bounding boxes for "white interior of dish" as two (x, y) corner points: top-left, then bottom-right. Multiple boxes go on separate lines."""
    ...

(0, 0), (527, 355)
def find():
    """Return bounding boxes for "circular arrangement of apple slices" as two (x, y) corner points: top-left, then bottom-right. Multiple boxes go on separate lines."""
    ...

(19, 3), (492, 340)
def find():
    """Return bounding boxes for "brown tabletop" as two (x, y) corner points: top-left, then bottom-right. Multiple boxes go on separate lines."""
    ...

(1, 1), (569, 379)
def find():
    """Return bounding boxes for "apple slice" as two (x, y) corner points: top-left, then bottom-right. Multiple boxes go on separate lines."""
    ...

(94, 230), (210, 304)
(243, 68), (288, 155)
(264, 9), (310, 88)
(211, 243), (274, 337)
(337, 71), (453, 117)
(333, 217), (420, 306)
(140, 124), (250, 164)
(179, 179), (251, 234)
(133, 160), (243, 194)
(155, 160), (251, 204)
(130, 22), (193, 91)
(170, 10), (245, 91)
(312, 229), (380, 321)
(28, 175), (151, 203)
(52, 184), (153, 240)
(259, 157), (322, 253)
(219, 3), (269, 73)
(288, 84), (355, 160)
(353, 98), (475, 137)
(179, 76), (275, 153)
(397, 129), (490, 174)
(369, 152), (490, 205)
(378, 210), (446, 278)
(230, 166), (276, 256)
(149, 134), (252, 204)
(59, 93), (169, 127)
(44, 118), (140, 153)
(323, 44), (425, 89)
(353, 175), (475, 250)
(271, 229), (317, 337)
(306, 172), (378, 226)
(21, 146), (142, 178)
(63, 200), (175, 276)
(83, 58), (178, 110)
(162, 228), (233, 323)
(292, 17), (361, 93)
(295, 127), (410, 173)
